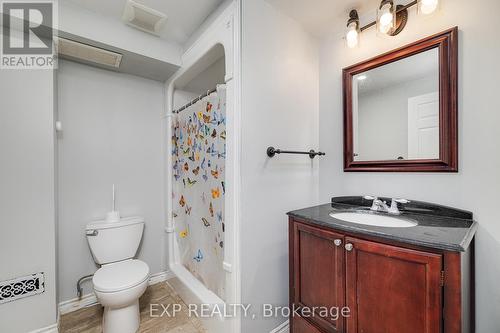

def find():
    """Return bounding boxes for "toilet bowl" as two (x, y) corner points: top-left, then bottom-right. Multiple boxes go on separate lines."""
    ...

(93, 259), (149, 333)
(86, 216), (149, 333)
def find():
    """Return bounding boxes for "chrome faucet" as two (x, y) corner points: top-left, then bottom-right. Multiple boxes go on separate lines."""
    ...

(388, 198), (410, 215)
(364, 196), (410, 215)
(364, 196), (390, 212)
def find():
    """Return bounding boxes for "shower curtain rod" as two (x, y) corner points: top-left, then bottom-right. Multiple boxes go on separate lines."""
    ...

(173, 87), (218, 114)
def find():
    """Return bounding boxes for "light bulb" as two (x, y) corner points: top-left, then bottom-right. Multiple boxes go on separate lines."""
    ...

(378, 3), (394, 34)
(346, 22), (359, 48)
(420, 0), (439, 14)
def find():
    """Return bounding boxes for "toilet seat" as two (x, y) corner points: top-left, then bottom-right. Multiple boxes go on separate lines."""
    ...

(93, 259), (149, 293)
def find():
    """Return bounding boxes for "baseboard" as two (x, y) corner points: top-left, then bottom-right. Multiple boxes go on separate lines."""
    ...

(58, 270), (175, 315)
(270, 319), (289, 333)
(58, 292), (98, 315)
(149, 270), (176, 285)
(29, 323), (58, 333)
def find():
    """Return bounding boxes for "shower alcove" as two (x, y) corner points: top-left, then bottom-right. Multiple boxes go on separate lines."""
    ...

(165, 5), (240, 333)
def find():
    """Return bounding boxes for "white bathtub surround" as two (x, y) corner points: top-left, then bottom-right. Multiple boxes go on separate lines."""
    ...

(165, 2), (241, 333)
(168, 266), (228, 333)
(171, 85), (227, 300)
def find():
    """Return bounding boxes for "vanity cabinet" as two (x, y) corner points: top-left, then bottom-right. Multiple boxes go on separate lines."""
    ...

(289, 218), (473, 333)
(294, 315), (324, 333)
(290, 222), (345, 332)
(344, 237), (442, 333)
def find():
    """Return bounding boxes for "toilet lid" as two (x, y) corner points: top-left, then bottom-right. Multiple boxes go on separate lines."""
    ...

(93, 259), (149, 292)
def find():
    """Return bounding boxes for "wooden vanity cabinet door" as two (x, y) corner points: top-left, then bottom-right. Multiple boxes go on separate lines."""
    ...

(290, 221), (345, 332)
(344, 237), (443, 333)
(293, 315), (324, 333)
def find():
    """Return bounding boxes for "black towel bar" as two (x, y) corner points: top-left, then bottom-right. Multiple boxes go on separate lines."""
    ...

(266, 146), (326, 159)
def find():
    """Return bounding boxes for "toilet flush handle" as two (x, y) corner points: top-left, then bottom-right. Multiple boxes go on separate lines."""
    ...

(86, 230), (98, 236)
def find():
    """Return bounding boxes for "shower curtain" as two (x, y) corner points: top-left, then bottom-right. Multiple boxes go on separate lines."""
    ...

(172, 85), (226, 300)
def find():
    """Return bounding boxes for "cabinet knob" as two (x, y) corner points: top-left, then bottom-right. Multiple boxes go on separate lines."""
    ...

(334, 239), (342, 246)
(345, 243), (354, 251)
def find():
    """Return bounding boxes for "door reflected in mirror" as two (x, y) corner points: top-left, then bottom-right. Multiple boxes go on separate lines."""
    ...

(352, 48), (439, 162)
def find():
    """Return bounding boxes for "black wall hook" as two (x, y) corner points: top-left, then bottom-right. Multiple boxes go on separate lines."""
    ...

(267, 146), (326, 159)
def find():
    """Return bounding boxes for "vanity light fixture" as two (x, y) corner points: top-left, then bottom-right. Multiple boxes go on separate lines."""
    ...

(346, 0), (440, 47)
(377, 0), (395, 34)
(419, 0), (440, 15)
(345, 10), (360, 48)
(357, 75), (367, 81)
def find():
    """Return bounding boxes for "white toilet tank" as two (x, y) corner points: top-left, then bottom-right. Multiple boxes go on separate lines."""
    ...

(86, 216), (144, 265)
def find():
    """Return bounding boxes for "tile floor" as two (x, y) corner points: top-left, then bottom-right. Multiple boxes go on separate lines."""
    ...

(60, 282), (206, 333)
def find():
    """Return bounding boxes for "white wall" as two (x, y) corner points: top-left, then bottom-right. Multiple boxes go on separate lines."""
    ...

(241, 0), (319, 331)
(318, 1), (500, 332)
(173, 89), (199, 110)
(0, 69), (57, 332)
(173, 56), (226, 109)
(57, 60), (165, 302)
(183, 0), (234, 51)
(183, 57), (226, 94)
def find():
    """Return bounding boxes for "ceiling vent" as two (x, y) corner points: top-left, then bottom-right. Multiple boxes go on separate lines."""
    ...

(122, 0), (167, 36)
(57, 38), (122, 68)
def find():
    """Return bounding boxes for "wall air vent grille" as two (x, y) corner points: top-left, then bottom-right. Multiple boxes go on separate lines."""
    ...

(122, 0), (167, 36)
(0, 272), (45, 304)
(57, 38), (123, 68)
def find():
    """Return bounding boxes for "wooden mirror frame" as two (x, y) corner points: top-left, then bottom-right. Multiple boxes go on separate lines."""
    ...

(343, 27), (458, 172)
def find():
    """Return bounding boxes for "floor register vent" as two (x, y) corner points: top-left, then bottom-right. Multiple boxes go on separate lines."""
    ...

(0, 272), (45, 304)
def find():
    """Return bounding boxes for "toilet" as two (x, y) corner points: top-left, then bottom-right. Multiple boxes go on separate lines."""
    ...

(86, 216), (150, 333)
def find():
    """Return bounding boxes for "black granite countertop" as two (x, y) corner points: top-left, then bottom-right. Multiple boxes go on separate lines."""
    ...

(287, 196), (477, 252)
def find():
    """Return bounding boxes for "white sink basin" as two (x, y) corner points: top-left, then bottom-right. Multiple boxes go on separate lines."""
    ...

(329, 212), (417, 228)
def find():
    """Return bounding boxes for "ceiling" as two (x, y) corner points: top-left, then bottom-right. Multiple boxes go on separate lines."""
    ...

(266, 0), (402, 37)
(65, 0), (224, 45)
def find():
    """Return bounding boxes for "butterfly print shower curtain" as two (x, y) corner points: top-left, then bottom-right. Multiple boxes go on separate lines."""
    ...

(172, 85), (226, 300)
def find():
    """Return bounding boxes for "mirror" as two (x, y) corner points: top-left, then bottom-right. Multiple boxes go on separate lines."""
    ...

(343, 28), (458, 172)
(353, 48), (439, 161)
